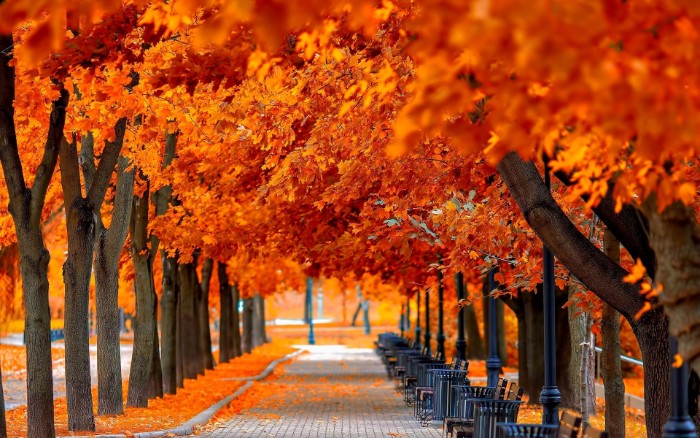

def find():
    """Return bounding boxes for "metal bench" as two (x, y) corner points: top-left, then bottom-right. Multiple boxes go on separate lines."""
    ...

(496, 411), (584, 438)
(415, 358), (468, 425)
(451, 381), (524, 438)
(444, 378), (507, 438)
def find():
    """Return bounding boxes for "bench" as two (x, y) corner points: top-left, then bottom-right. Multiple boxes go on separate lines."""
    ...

(444, 378), (508, 438)
(496, 411), (590, 438)
(414, 358), (469, 425)
(451, 381), (524, 438)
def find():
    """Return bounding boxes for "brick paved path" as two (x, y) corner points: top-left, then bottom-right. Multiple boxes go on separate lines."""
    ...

(199, 345), (442, 437)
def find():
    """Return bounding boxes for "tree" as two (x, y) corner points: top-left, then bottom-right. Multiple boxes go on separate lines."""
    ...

(59, 120), (127, 429)
(0, 31), (68, 438)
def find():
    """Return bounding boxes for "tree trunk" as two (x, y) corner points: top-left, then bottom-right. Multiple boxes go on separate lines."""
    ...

(1, 32), (69, 438)
(218, 263), (233, 363)
(178, 261), (204, 378)
(362, 300), (371, 335)
(498, 153), (669, 437)
(601, 229), (626, 438)
(127, 188), (163, 407)
(643, 200), (700, 378)
(242, 298), (254, 354)
(351, 302), (362, 326)
(94, 155), (134, 415)
(160, 255), (179, 394)
(232, 284), (242, 357)
(254, 293), (267, 345)
(568, 286), (596, 418)
(199, 258), (215, 370)
(252, 293), (263, 348)
(62, 198), (96, 431)
(464, 304), (484, 359)
(95, 238), (125, 415)
(155, 130), (178, 394)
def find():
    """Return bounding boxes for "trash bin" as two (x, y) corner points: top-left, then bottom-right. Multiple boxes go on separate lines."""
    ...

(430, 369), (469, 422)
(471, 399), (524, 438)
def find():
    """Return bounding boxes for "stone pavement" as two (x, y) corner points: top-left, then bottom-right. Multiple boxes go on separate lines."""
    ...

(198, 345), (442, 437)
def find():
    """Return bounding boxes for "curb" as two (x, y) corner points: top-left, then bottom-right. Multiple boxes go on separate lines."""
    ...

(58, 348), (305, 438)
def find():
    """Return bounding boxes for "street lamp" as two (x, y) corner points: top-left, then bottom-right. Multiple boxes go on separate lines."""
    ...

(486, 268), (502, 388)
(414, 289), (422, 349)
(540, 161), (561, 425)
(424, 288), (432, 356)
(306, 277), (315, 345)
(663, 337), (697, 438)
(454, 272), (467, 361)
(436, 260), (446, 360)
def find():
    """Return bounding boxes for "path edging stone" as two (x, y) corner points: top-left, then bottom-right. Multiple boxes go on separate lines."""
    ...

(57, 348), (305, 438)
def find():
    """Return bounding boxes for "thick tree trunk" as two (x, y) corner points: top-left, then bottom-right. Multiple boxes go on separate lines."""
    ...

(160, 255), (179, 394)
(127, 189), (163, 407)
(178, 261), (204, 378)
(643, 200), (700, 378)
(218, 263), (233, 363)
(601, 229), (626, 438)
(94, 155), (134, 415)
(95, 247), (124, 415)
(232, 284), (242, 357)
(242, 298), (254, 354)
(464, 304), (484, 359)
(61, 200), (96, 431)
(498, 153), (669, 437)
(19, 248), (55, 437)
(156, 130), (178, 394)
(1, 34), (69, 435)
(199, 258), (215, 369)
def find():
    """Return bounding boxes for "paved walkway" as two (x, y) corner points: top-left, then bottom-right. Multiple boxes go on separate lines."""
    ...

(199, 345), (442, 437)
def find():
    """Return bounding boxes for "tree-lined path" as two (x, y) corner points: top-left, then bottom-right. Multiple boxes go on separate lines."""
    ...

(199, 345), (441, 438)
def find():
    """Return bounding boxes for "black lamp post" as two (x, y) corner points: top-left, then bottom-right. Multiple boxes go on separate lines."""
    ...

(486, 268), (502, 387)
(540, 162), (561, 425)
(424, 288), (432, 355)
(400, 303), (405, 338)
(406, 296), (411, 334)
(306, 277), (315, 345)
(663, 337), (697, 438)
(436, 262), (446, 359)
(455, 272), (467, 361)
(414, 289), (421, 349)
